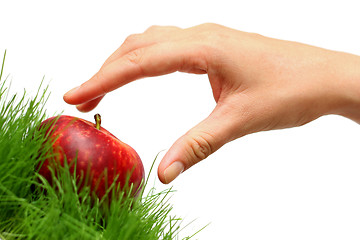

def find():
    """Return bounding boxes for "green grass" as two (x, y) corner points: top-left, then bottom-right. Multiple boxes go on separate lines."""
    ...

(0, 51), (206, 240)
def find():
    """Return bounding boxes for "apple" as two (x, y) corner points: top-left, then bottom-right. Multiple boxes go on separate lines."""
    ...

(38, 114), (145, 200)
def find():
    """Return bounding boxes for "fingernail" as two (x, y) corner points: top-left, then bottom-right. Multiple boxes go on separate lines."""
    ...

(64, 86), (80, 98)
(76, 104), (87, 113)
(164, 161), (184, 184)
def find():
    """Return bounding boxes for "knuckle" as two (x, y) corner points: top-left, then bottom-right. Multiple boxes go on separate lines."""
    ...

(198, 22), (220, 31)
(145, 25), (162, 33)
(125, 49), (143, 65)
(124, 49), (145, 75)
(193, 24), (223, 48)
(201, 22), (214, 28)
(145, 25), (181, 36)
(186, 132), (214, 165)
(123, 34), (140, 46)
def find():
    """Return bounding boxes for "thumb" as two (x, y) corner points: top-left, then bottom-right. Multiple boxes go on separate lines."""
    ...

(158, 106), (235, 184)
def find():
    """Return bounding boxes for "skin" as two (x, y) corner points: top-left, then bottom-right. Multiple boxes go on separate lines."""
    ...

(63, 23), (360, 184)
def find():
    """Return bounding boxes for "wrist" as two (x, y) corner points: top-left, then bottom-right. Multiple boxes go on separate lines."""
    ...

(330, 52), (360, 123)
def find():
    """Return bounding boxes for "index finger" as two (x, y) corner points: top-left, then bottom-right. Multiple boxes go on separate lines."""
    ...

(63, 42), (208, 105)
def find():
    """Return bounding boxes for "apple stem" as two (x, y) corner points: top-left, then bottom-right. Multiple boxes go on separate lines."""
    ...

(94, 114), (101, 130)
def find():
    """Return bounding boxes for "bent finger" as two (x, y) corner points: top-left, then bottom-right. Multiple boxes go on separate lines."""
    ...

(101, 26), (182, 69)
(64, 41), (208, 105)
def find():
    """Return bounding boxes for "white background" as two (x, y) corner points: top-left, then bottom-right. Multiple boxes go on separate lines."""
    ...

(1, 0), (360, 239)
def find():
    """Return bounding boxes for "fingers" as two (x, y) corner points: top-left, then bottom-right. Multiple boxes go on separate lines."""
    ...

(64, 41), (208, 105)
(158, 105), (236, 184)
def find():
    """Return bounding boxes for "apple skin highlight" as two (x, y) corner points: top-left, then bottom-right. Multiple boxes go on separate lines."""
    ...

(38, 115), (145, 199)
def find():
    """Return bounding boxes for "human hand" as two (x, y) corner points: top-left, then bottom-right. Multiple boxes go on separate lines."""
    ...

(63, 23), (360, 184)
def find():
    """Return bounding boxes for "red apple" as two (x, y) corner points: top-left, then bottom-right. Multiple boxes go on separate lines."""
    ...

(38, 114), (145, 200)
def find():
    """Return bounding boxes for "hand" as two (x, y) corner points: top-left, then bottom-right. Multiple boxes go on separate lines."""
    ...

(63, 23), (360, 184)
